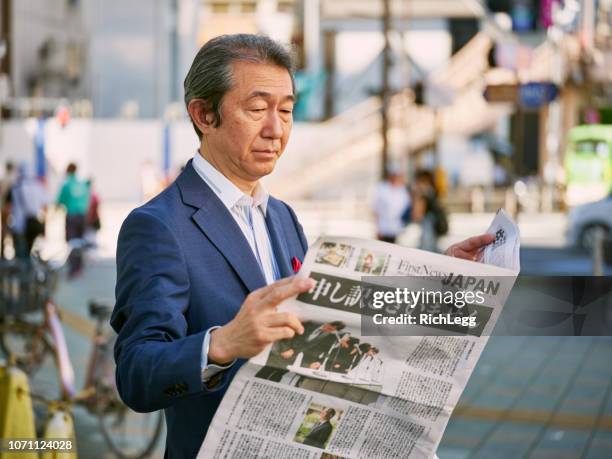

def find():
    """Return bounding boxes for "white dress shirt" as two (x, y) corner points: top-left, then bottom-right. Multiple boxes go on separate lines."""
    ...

(192, 153), (281, 383)
(372, 181), (411, 237)
(192, 153), (280, 284)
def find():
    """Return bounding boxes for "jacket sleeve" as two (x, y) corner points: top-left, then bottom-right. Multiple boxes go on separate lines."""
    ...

(112, 208), (229, 413)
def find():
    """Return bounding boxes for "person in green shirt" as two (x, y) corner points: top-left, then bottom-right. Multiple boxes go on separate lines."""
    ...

(57, 162), (90, 277)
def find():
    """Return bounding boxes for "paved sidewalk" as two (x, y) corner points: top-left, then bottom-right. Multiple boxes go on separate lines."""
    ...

(439, 336), (612, 458)
(27, 257), (165, 459)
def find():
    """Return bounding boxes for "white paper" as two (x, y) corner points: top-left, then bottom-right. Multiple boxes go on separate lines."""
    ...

(481, 208), (520, 272)
(198, 213), (520, 459)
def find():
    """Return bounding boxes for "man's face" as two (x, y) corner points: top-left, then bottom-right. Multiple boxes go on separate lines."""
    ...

(202, 61), (294, 186)
(389, 174), (403, 186)
(322, 324), (336, 333)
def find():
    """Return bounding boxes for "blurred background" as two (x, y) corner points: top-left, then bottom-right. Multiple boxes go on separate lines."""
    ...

(0, 0), (611, 458)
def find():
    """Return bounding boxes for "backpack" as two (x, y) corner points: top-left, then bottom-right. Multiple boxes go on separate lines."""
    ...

(400, 205), (412, 226)
(431, 202), (449, 236)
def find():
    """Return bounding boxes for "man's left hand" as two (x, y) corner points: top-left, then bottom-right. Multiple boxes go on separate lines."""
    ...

(445, 233), (495, 261)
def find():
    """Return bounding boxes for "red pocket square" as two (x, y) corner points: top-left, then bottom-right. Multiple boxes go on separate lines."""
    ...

(291, 257), (302, 273)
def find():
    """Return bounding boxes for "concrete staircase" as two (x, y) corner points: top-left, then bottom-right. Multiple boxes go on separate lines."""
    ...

(267, 32), (513, 200)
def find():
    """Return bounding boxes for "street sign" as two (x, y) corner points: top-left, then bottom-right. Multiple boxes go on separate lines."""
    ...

(519, 82), (559, 109)
(483, 84), (519, 103)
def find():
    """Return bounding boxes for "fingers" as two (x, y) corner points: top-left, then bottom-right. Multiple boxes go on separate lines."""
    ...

(251, 276), (298, 300)
(263, 311), (304, 335)
(258, 277), (315, 309)
(266, 326), (299, 342)
(452, 248), (479, 261)
(456, 234), (495, 252)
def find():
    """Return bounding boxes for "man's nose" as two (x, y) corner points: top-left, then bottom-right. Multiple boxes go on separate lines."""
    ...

(261, 111), (283, 139)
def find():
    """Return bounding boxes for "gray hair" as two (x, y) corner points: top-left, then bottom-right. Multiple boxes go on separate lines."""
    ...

(183, 34), (295, 139)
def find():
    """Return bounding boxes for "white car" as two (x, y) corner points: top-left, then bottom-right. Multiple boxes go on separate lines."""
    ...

(566, 194), (612, 249)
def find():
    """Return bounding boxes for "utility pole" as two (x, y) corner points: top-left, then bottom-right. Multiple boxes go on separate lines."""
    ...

(169, 0), (179, 103)
(1, 0), (12, 119)
(381, 0), (391, 178)
(323, 30), (335, 120)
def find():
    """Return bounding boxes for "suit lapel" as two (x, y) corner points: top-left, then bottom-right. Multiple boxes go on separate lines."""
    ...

(177, 161), (267, 292)
(265, 201), (293, 279)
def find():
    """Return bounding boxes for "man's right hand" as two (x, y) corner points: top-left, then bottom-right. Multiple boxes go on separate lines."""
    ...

(208, 276), (315, 365)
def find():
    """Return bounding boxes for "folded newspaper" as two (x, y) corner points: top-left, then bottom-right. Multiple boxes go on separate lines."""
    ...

(198, 211), (520, 458)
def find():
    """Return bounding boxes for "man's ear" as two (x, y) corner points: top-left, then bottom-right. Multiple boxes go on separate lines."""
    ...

(187, 99), (217, 135)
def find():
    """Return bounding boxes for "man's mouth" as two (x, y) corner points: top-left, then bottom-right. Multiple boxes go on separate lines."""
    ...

(252, 150), (278, 157)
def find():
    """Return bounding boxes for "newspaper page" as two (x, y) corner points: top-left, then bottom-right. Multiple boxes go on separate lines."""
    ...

(480, 209), (520, 272)
(198, 218), (520, 458)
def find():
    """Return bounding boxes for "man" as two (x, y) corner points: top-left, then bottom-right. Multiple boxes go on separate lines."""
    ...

(7, 163), (47, 259)
(299, 321), (345, 369)
(373, 163), (411, 243)
(57, 163), (90, 276)
(356, 346), (383, 384)
(302, 408), (336, 449)
(347, 342), (372, 375)
(257, 320), (345, 382)
(413, 169), (445, 252)
(325, 333), (356, 373)
(0, 161), (16, 259)
(112, 34), (494, 458)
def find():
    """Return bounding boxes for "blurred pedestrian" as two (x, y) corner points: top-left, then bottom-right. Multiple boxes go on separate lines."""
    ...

(85, 178), (101, 247)
(413, 169), (448, 252)
(57, 163), (90, 277)
(7, 163), (47, 259)
(372, 163), (411, 243)
(0, 161), (16, 258)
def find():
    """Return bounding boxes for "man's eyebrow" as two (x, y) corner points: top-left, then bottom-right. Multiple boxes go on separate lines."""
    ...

(246, 91), (295, 103)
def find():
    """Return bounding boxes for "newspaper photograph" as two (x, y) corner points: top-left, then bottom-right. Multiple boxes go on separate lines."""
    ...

(198, 212), (520, 458)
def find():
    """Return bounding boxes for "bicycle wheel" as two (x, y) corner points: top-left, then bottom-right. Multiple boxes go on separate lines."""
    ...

(0, 316), (53, 375)
(96, 385), (164, 459)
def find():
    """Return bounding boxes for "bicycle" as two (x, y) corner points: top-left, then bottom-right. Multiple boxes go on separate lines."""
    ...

(0, 250), (164, 459)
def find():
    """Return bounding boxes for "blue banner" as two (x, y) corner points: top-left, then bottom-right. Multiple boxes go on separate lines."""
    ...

(34, 118), (46, 180)
(519, 82), (559, 109)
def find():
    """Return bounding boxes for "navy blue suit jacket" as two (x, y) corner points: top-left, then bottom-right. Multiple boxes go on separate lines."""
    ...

(111, 161), (308, 458)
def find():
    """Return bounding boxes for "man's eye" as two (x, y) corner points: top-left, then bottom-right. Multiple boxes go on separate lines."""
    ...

(251, 108), (265, 112)
(281, 109), (293, 114)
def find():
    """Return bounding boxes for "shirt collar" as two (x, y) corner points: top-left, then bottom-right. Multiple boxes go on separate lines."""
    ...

(192, 152), (270, 215)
